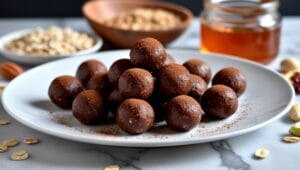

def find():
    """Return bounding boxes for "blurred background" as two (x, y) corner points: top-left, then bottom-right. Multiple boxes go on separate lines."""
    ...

(0, 0), (298, 17)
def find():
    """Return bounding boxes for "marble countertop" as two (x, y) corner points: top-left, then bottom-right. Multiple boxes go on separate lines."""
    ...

(0, 17), (300, 170)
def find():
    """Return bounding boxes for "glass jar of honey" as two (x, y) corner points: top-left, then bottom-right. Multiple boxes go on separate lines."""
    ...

(200, 0), (281, 64)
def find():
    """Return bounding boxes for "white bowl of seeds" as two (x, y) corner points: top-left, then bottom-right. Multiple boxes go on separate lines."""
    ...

(0, 26), (103, 65)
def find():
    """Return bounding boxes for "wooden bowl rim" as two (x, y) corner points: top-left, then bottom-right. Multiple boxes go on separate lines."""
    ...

(82, 0), (193, 33)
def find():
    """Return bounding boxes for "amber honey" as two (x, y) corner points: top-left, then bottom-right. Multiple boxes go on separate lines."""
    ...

(200, 0), (281, 64)
(201, 23), (280, 64)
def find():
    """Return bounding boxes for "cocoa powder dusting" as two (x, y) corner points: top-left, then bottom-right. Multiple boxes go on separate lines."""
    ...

(97, 127), (121, 136)
(52, 115), (73, 127)
(191, 101), (251, 137)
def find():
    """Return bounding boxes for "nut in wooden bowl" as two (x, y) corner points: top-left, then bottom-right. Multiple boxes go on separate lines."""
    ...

(82, 0), (192, 48)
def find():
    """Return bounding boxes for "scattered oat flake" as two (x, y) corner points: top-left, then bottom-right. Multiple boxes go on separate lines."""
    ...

(10, 150), (29, 161)
(282, 136), (300, 143)
(104, 165), (120, 170)
(0, 119), (10, 125)
(255, 148), (269, 159)
(2, 139), (19, 147)
(24, 138), (39, 145)
(0, 145), (8, 153)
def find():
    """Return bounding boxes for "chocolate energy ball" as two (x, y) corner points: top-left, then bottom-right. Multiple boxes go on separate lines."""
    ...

(153, 101), (168, 123)
(147, 90), (169, 123)
(158, 64), (191, 97)
(183, 59), (212, 83)
(108, 59), (132, 86)
(72, 90), (106, 125)
(48, 75), (84, 109)
(86, 73), (110, 97)
(212, 67), (247, 97)
(130, 37), (167, 72)
(76, 59), (107, 85)
(163, 53), (176, 65)
(201, 85), (238, 119)
(119, 68), (154, 99)
(166, 95), (202, 131)
(188, 75), (207, 101)
(117, 98), (154, 134)
(108, 89), (124, 114)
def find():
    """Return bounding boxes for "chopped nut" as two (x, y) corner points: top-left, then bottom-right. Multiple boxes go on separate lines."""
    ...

(289, 122), (300, 137)
(282, 136), (300, 143)
(280, 58), (300, 73)
(0, 145), (8, 153)
(0, 119), (10, 125)
(291, 72), (300, 94)
(289, 104), (300, 121)
(23, 138), (39, 145)
(255, 148), (269, 159)
(104, 165), (120, 170)
(281, 71), (296, 82)
(10, 150), (29, 161)
(2, 139), (19, 147)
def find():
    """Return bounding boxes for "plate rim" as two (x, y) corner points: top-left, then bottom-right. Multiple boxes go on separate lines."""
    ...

(2, 49), (295, 147)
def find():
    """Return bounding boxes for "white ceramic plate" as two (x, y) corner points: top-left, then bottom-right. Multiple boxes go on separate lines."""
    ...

(2, 50), (295, 147)
(0, 29), (103, 65)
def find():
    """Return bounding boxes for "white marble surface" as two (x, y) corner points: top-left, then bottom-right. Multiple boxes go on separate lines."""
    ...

(0, 18), (300, 170)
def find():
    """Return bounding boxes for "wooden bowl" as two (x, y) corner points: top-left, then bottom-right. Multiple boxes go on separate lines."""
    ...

(82, 0), (193, 48)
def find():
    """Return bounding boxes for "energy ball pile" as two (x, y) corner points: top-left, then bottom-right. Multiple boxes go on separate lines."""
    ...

(48, 37), (247, 134)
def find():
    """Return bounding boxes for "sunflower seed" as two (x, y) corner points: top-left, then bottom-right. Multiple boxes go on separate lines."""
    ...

(282, 136), (300, 143)
(2, 139), (19, 147)
(24, 138), (39, 145)
(10, 150), (29, 161)
(104, 165), (120, 170)
(255, 148), (269, 159)
(0, 119), (10, 125)
(0, 145), (8, 153)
